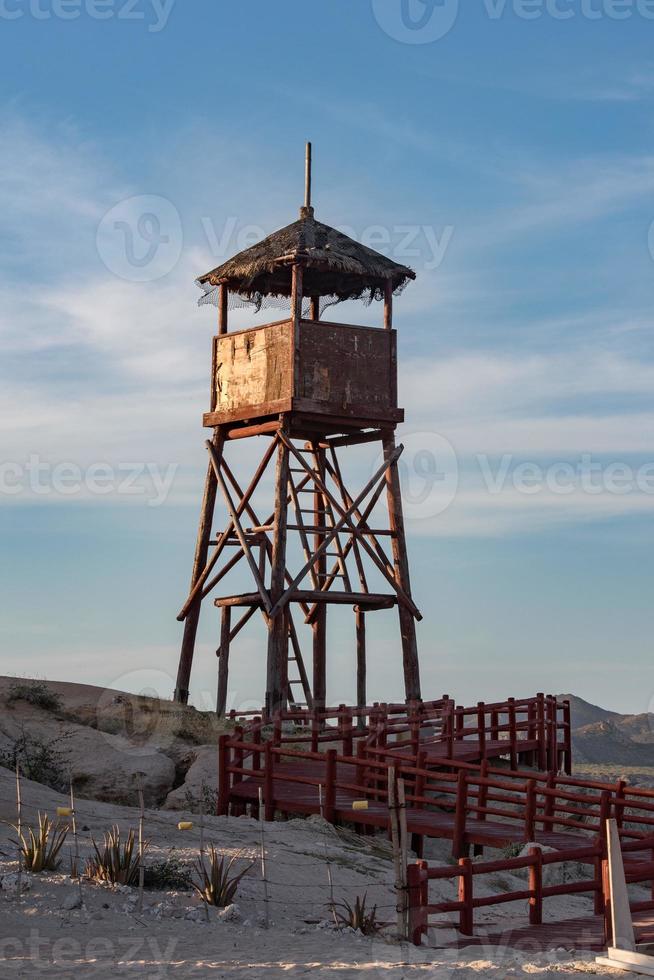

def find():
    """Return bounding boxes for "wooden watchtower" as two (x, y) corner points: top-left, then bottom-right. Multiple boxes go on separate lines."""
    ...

(174, 145), (422, 717)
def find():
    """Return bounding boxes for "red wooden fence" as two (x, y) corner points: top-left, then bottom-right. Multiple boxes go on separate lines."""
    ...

(407, 835), (654, 944)
(230, 693), (571, 775)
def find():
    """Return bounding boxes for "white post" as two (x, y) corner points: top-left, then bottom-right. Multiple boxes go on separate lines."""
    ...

(258, 788), (270, 928)
(608, 817), (636, 952)
(137, 781), (145, 915)
(15, 763), (22, 901)
(318, 784), (337, 926)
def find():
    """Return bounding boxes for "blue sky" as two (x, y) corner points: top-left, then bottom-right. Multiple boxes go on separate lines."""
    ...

(1, 0), (654, 714)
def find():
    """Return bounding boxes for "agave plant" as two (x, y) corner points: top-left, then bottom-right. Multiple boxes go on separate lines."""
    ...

(12, 812), (68, 873)
(85, 826), (145, 886)
(192, 846), (252, 907)
(334, 893), (383, 936)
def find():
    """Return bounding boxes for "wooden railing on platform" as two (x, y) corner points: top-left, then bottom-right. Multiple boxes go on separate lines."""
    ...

(408, 836), (654, 944)
(229, 693), (572, 775)
(217, 728), (654, 865)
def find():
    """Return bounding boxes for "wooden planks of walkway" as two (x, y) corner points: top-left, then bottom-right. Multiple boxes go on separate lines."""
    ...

(438, 909), (654, 953)
(228, 757), (593, 854)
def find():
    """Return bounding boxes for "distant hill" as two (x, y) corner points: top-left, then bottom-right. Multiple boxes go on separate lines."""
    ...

(558, 693), (654, 780)
(558, 693), (623, 730)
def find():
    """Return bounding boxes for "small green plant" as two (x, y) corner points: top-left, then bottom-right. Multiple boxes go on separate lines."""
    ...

(12, 812), (68, 872)
(86, 826), (145, 886)
(192, 846), (252, 907)
(143, 854), (192, 891)
(7, 681), (62, 712)
(183, 781), (219, 815)
(0, 729), (70, 792)
(334, 893), (383, 936)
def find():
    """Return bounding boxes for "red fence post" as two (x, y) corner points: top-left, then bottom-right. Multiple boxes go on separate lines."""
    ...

(445, 704), (454, 759)
(217, 734), (230, 816)
(264, 741), (275, 822)
(525, 779), (536, 842)
(544, 772), (556, 832)
(477, 760), (489, 832)
(563, 699), (572, 775)
(527, 699), (537, 765)
(453, 771), (469, 859)
(615, 779), (626, 831)
(455, 705), (464, 743)
(407, 862), (426, 945)
(252, 723), (262, 773)
(547, 696), (557, 772)
(231, 726), (244, 815)
(528, 846), (543, 925)
(458, 857), (474, 935)
(338, 703), (346, 752)
(344, 707), (354, 758)
(477, 702), (486, 759)
(508, 698), (517, 769)
(325, 749), (337, 824)
(311, 707), (319, 753)
(537, 692), (547, 770)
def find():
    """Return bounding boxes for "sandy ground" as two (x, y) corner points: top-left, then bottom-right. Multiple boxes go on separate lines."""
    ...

(0, 678), (643, 977)
(0, 766), (638, 979)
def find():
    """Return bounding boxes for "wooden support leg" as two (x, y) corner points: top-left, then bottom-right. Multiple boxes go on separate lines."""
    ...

(266, 431), (291, 717)
(216, 606), (232, 717)
(174, 431), (222, 703)
(312, 446), (327, 713)
(356, 608), (366, 727)
(382, 431), (421, 702)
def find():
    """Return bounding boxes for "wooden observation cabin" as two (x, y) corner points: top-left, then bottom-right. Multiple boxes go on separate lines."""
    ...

(174, 144), (422, 717)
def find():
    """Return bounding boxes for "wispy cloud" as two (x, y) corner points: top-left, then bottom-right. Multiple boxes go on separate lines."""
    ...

(2, 111), (654, 539)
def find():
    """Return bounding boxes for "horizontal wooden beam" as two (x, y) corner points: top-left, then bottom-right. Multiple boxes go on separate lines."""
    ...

(310, 430), (385, 450)
(295, 591), (397, 609)
(224, 420), (281, 440)
(214, 591), (398, 610)
(287, 524), (395, 537)
(204, 399), (292, 428)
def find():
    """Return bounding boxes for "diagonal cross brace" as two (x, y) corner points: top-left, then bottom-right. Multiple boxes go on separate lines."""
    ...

(177, 435), (277, 621)
(267, 444), (404, 620)
(206, 439), (273, 616)
(281, 436), (422, 621)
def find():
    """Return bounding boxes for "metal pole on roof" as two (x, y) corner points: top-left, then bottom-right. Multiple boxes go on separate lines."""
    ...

(305, 141), (312, 210)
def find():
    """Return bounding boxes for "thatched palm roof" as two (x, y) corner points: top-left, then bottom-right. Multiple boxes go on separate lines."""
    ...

(198, 206), (415, 304)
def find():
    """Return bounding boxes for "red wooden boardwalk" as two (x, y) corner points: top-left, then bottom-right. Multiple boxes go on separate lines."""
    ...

(439, 909), (654, 952)
(229, 758), (593, 853)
